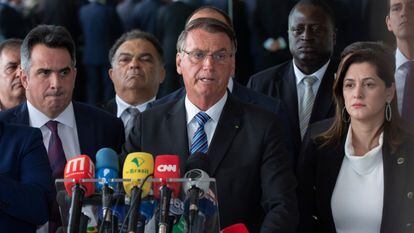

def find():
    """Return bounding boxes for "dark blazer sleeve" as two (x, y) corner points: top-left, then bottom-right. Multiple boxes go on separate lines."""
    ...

(0, 126), (53, 225)
(260, 116), (299, 233)
(296, 128), (318, 233)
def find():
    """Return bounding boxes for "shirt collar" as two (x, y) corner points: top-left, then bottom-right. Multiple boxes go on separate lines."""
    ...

(185, 92), (228, 124)
(227, 78), (234, 92)
(293, 59), (330, 85)
(115, 95), (155, 118)
(396, 47), (411, 70)
(27, 101), (76, 128)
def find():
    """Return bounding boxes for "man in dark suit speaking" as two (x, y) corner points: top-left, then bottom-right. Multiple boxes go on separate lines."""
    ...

(0, 25), (125, 233)
(122, 18), (298, 232)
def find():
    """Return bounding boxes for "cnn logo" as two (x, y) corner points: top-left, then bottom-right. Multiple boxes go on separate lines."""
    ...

(157, 164), (177, 172)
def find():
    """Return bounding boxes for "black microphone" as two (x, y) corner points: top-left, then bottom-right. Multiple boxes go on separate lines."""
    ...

(183, 153), (211, 231)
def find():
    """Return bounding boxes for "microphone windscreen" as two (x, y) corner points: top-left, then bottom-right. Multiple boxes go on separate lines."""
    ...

(153, 155), (181, 198)
(185, 153), (210, 175)
(122, 152), (154, 197)
(95, 148), (119, 171)
(64, 155), (95, 197)
(221, 223), (249, 233)
(183, 169), (210, 197)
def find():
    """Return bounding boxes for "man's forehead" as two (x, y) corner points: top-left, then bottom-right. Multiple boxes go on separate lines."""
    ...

(390, 0), (414, 5)
(290, 5), (330, 24)
(185, 29), (232, 49)
(117, 39), (157, 56)
(0, 48), (20, 62)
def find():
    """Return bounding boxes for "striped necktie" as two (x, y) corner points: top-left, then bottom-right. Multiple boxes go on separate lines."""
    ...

(125, 107), (140, 138)
(299, 75), (317, 139)
(190, 112), (211, 155)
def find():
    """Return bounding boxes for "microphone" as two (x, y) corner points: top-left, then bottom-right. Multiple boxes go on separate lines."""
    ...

(64, 155), (95, 233)
(123, 152), (154, 233)
(183, 153), (211, 229)
(183, 169), (210, 228)
(95, 148), (119, 230)
(154, 155), (181, 233)
(221, 223), (249, 233)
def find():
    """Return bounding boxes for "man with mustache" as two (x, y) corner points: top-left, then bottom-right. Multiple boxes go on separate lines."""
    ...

(248, 0), (337, 166)
(0, 25), (125, 233)
(100, 30), (165, 138)
(0, 39), (25, 111)
(386, 0), (414, 123)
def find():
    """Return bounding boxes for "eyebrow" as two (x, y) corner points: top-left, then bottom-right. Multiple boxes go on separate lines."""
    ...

(344, 77), (376, 82)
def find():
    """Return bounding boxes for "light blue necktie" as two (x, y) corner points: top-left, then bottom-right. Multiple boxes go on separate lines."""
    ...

(190, 112), (211, 154)
(299, 75), (317, 139)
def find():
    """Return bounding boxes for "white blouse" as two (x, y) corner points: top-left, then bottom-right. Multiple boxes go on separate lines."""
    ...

(331, 126), (384, 233)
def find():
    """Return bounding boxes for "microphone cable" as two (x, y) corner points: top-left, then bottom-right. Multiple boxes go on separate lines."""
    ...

(120, 173), (153, 233)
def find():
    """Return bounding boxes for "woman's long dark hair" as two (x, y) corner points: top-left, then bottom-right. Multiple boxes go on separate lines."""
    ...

(318, 41), (404, 152)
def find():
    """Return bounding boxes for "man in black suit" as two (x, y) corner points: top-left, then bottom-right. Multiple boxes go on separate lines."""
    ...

(149, 6), (294, 155)
(386, 0), (414, 123)
(122, 18), (298, 232)
(248, 0), (337, 163)
(101, 30), (165, 138)
(0, 25), (125, 233)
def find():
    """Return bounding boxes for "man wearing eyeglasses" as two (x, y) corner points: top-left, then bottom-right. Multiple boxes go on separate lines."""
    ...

(122, 18), (298, 232)
(248, 0), (338, 166)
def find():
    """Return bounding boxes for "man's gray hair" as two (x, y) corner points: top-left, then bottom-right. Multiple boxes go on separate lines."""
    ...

(21, 25), (76, 72)
(176, 18), (237, 53)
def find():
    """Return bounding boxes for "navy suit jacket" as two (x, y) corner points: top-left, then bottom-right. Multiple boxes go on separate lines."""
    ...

(248, 60), (337, 164)
(122, 95), (298, 232)
(0, 102), (125, 161)
(0, 122), (54, 233)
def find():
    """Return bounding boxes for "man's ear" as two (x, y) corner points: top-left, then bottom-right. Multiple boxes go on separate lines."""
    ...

(176, 53), (183, 75)
(20, 68), (29, 89)
(386, 15), (393, 32)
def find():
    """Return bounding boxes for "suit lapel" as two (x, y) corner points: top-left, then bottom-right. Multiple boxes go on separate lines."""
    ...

(73, 103), (94, 157)
(310, 61), (336, 123)
(106, 98), (117, 115)
(281, 62), (301, 146)
(12, 103), (30, 125)
(380, 138), (407, 232)
(232, 82), (252, 104)
(207, 96), (242, 176)
(166, 98), (190, 171)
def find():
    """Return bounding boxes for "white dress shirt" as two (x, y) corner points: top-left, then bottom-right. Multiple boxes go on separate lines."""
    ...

(395, 48), (413, 114)
(28, 101), (81, 233)
(331, 126), (384, 233)
(293, 59), (330, 102)
(185, 92), (227, 150)
(115, 95), (155, 127)
(27, 101), (81, 160)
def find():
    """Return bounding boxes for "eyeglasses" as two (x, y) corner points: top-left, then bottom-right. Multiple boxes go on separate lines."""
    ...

(181, 50), (234, 64)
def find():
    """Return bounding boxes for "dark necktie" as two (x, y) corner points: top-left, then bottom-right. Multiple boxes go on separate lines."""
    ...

(190, 112), (210, 154)
(125, 107), (140, 138)
(45, 120), (66, 179)
(45, 120), (66, 233)
(402, 61), (414, 123)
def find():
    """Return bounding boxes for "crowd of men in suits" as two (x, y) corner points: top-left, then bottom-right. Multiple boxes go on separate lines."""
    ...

(0, 0), (413, 232)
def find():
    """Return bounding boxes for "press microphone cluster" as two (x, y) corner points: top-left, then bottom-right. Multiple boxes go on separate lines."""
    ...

(58, 149), (224, 233)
